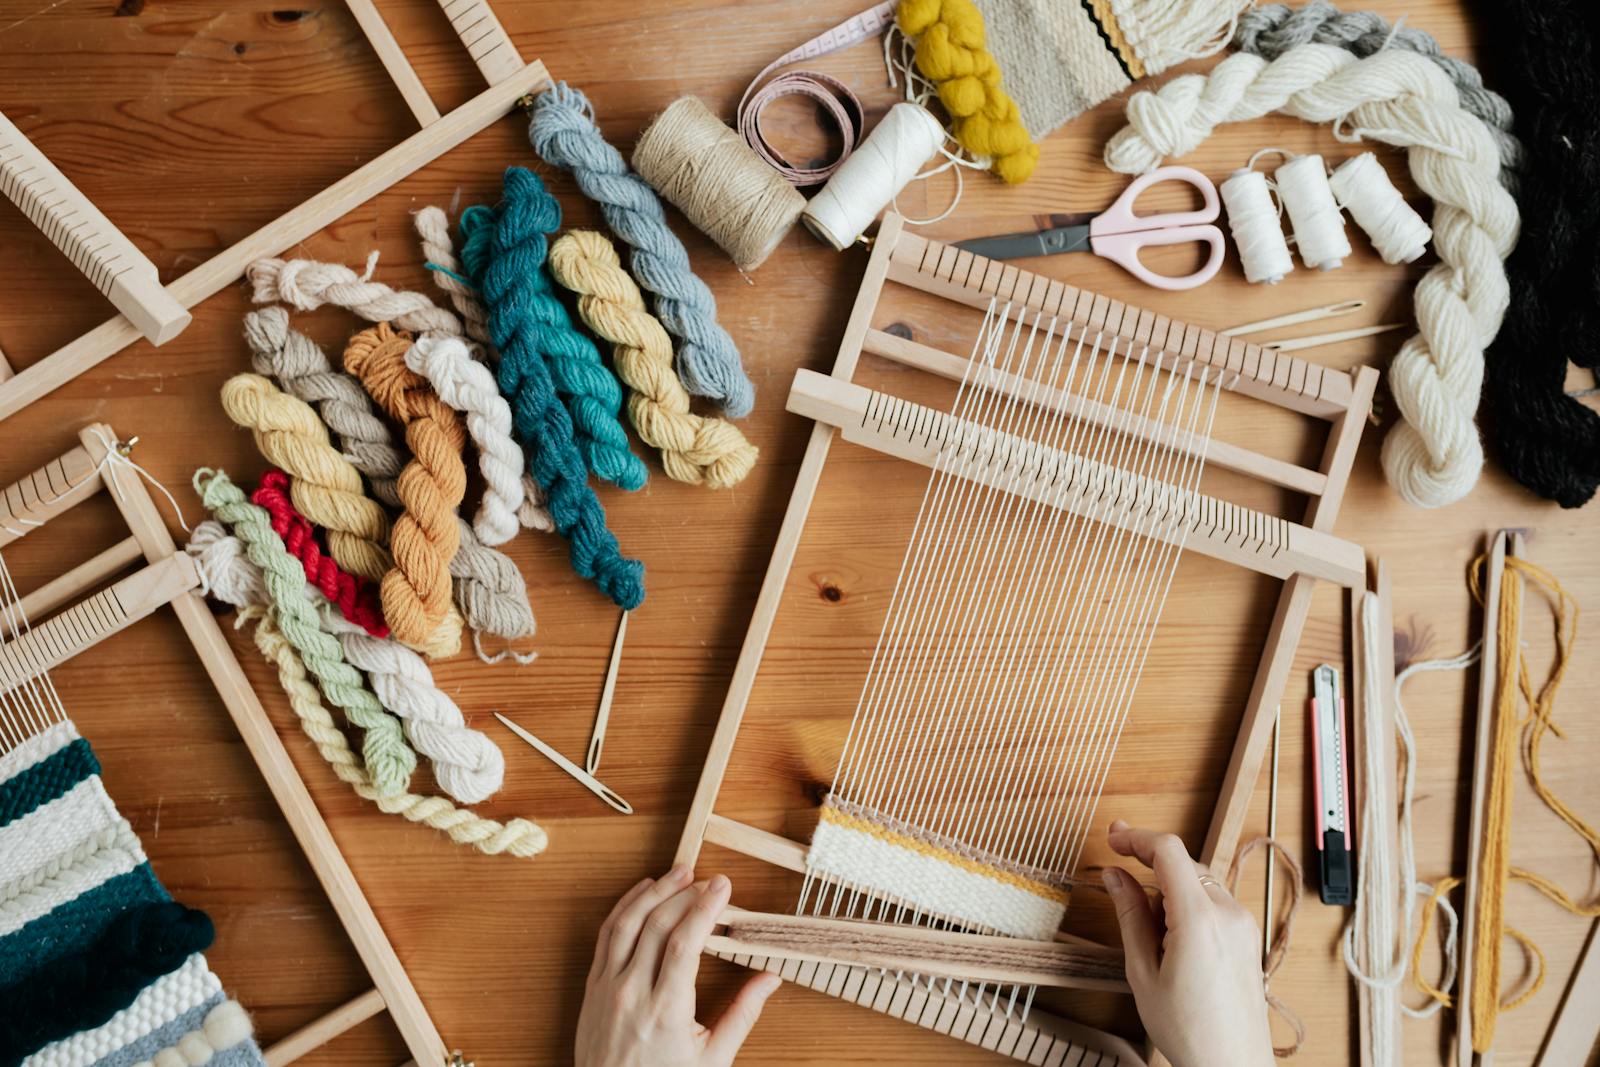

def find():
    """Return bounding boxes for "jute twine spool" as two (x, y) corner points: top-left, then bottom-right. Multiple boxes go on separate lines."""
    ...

(631, 96), (806, 272)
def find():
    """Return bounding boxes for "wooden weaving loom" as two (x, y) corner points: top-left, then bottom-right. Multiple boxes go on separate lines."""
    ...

(0, 0), (543, 423)
(675, 213), (1379, 1063)
(0, 425), (458, 1066)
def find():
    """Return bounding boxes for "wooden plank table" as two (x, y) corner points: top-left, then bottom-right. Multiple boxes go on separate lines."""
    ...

(1, 2), (1596, 1064)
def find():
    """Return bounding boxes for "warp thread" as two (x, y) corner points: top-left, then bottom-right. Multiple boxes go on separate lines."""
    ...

(896, 0), (1037, 184)
(1232, 1), (1523, 189)
(343, 323), (466, 659)
(192, 468), (416, 795)
(802, 101), (947, 251)
(242, 307), (406, 508)
(186, 519), (506, 805)
(250, 469), (388, 638)
(547, 230), (759, 489)
(631, 96), (807, 272)
(218, 373), (393, 580)
(1103, 45), (1519, 509)
(458, 184), (647, 493)
(528, 82), (755, 418)
(463, 168), (645, 611)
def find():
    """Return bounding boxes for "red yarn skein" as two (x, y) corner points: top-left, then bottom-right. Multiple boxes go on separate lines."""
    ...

(250, 470), (390, 637)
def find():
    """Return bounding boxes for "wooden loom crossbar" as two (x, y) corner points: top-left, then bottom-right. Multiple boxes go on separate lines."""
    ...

(0, 425), (451, 1065)
(675, 214), (1378, 1064)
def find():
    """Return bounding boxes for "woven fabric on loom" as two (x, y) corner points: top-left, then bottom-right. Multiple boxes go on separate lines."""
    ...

(0, 721), (264, 1067)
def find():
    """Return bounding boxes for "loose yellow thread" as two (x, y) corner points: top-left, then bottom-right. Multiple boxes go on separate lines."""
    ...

(897, 0), (1038, 184)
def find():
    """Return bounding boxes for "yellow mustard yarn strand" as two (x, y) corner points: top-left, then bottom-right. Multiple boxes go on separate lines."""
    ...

(897, 0), (1038, 184)
(547, 231), (759, 489)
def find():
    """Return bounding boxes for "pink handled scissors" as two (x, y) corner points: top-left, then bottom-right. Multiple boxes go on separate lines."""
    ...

(953, 166), (1226, 291)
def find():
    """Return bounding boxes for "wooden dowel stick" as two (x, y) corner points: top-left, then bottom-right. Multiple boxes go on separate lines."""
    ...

(0, 340), (12, 382)
(264, 988), (387, 1066)
(16, 536), (142, 620)
(1535, 919), (1600, 1066)
(346, 0), (442, 127)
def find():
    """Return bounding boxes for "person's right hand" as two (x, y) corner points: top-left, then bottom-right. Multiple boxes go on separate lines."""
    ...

(1099, 821), (1275, 1067)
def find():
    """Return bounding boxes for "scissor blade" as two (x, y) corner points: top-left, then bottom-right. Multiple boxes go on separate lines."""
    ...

(954, 225), (1091, 261)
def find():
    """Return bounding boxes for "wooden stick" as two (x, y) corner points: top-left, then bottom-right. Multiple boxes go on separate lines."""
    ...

(436, 0), (524, 85)
(264, 988), (387, 1066)
(347, 0), (442, 127)
(16, 536), (142, 620)
(0, 443), (104, 549)
(0, 340), (12, 382)
(1535, 919), (1600, 1066)
(0, 61), (550, 425)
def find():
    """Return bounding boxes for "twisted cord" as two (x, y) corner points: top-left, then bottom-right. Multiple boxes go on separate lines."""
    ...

(236, 604), (544, 856)
(344, 323), (466, 659)
(193, 468), (415, 795)
(528, 83), (755, 418)
(457, 185), (647, 493)
(461, 168), (646, 610)
(416, 206), (492, 345)
(219, 373), (393, 580)
(250, 469), (389, 638)
(1232, 1), (1522, 189)
(187, 520), (506, 805)
(1103, 46), (1519, 509)
(548, 230), (759, 489)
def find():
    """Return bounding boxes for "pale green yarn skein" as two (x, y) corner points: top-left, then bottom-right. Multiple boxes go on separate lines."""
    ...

(194, 467), (416, 795)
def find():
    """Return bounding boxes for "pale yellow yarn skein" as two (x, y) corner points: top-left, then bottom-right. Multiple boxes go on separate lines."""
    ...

(547, 231), (758, 489)
(220, 373), (392, 581)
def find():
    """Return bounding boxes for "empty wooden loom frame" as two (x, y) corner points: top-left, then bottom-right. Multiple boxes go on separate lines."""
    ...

(0, 0), (543, 423)
(674, 213), (1380, 1064)
(0, 423), (461, 1066)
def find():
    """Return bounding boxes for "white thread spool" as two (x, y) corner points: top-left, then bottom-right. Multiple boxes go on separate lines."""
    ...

(1330, 152), (1432, 265)
(802, 102), (945, 251)
(1221, 168), (1293, 285)
(1276, 153), (1350, 271)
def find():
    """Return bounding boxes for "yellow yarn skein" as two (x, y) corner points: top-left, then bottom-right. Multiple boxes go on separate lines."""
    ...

(547, 231), (759, 489)
(898, 0), (1038, 184)
(220, 373), (393, 582)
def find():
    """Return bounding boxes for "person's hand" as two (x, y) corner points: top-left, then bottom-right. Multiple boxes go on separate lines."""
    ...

(576, 866), (782, 1067)
(1099, 821), (1274, 1067)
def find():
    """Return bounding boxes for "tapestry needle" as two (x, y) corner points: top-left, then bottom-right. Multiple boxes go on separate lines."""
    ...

(1221, 299), (1366, 337)
(587, 608), (629, 776)
(1264, 704), (1281, 969)
(495, 712), (634, 815)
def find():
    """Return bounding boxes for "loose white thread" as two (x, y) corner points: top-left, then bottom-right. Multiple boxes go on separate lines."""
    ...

(1276, 153), (1350, 270)
(1221, 166), (1293, 284)
(1330, 152), (1432, 264)
(802, 102), (946, 251)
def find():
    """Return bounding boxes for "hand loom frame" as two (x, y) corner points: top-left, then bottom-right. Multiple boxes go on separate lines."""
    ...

(0, 0), (543, 424)
(674, 213), (1378, 1064)
(0, 425), (457, 1066)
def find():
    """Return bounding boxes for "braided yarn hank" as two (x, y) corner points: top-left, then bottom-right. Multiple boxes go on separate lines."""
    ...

(250, 469), (389, 638)
(548, 230), (758, 489)
(461, 185), (645, 611)
(218, 373), (394, 580)
(186, 520), (506, 806)
(1232, 1), (1523, 189)
(416, 206), (492, 345)
(1104, 45), (1520, 508)
(192, 468), (416, 796)
(528, 83), (755, 418)
(343, 323), (466, 659)
(896, 0), (1038, 184)
(243, 307), (406, 508)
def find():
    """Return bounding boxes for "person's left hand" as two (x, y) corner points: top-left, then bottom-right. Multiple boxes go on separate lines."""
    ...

(575, 866), (783, 1067)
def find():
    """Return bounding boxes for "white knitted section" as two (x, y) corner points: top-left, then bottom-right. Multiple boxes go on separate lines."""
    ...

(0, 777), (121, 885)
(24, 954), (220, 1067)
(0, 821), (145, 938)
(0, 719), (77, 779)
(806, 819), (1066, 940)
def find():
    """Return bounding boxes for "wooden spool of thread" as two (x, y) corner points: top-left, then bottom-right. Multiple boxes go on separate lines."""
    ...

(632, 96), (806, 272)
(802, 102), (946, 251)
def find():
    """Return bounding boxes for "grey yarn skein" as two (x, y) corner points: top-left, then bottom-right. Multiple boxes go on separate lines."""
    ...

(529, 82), (756, 419)
(1234, 1), (1523, 189)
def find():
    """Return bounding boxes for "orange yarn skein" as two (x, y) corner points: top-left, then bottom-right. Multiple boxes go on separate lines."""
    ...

(344, 323), (467, 659)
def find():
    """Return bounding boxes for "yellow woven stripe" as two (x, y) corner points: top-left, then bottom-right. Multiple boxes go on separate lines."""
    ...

(820, 806), (1071, 905)
(1085, 0), (1145, 80)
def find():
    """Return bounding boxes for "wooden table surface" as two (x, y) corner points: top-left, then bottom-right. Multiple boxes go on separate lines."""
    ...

(1, 2), (1596, 1065)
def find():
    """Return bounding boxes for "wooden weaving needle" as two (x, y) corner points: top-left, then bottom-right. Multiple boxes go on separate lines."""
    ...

(494, 712), (634, 814)
(587, 608), (628, 775)
(1264, 704), (1281, 968)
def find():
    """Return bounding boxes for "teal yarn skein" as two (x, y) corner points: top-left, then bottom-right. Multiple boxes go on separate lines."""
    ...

(193, 468), (417, 795)
(462, 168), (646, 610)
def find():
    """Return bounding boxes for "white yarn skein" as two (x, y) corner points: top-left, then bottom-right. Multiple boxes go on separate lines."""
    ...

(1331, 152), (1432, 265)
(1221, 168), (1293, 284)
(1276, 153), (1350, 270)
(1102, 44), (1519, 509)
(405, 335), (525, 546)
(803, 102), (945, 251)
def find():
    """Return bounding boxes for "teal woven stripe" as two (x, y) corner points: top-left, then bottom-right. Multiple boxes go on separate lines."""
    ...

(0, 739), (99, 828)
(0, 864), (167, 984)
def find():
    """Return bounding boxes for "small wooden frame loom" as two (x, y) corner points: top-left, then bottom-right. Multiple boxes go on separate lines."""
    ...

(676, 213), (1378, 1063)
(0, 425), (457, 1066)
(0, 0), (544, 423)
